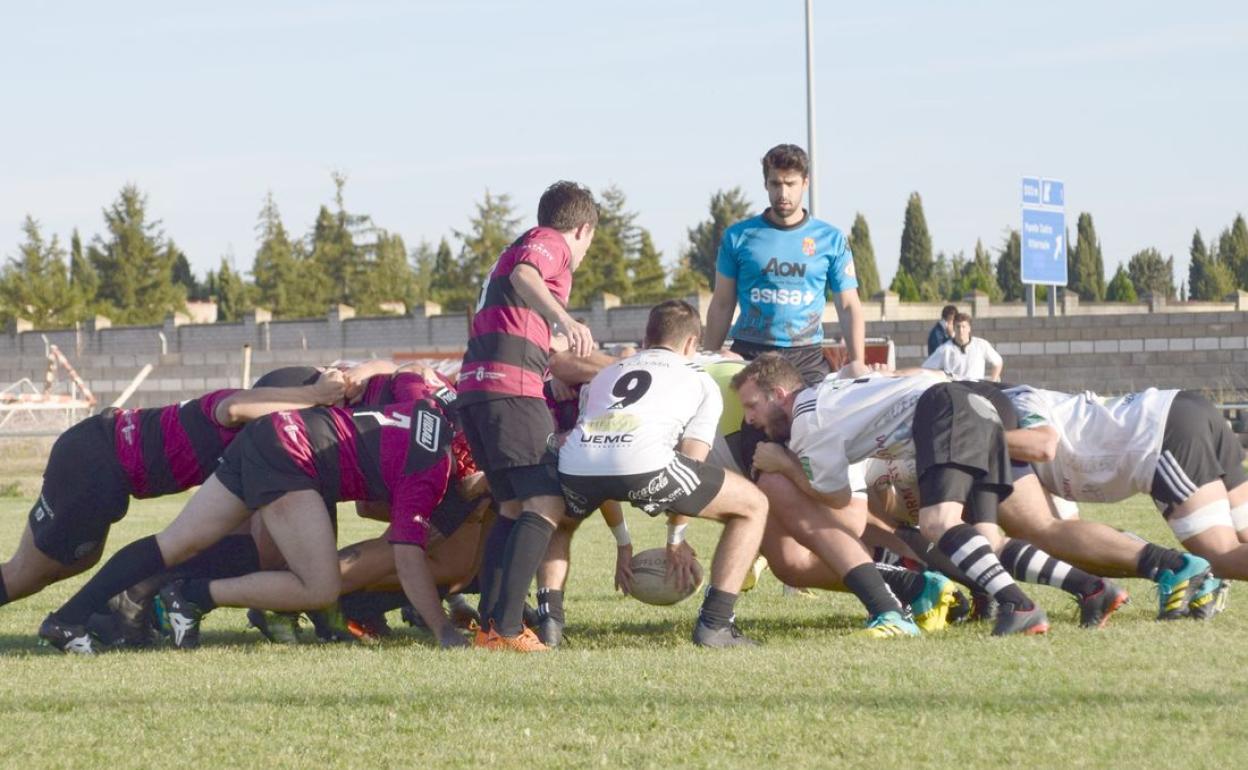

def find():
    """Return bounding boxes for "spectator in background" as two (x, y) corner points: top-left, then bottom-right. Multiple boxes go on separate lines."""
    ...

(927, 304), (958, 355)
(923, 312), (1003, 381)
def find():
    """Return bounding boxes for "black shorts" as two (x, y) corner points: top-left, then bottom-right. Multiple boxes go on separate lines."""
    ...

(457, 397), (561, 502)
(215, 419), (322, 511)
(913, 381), (1014, 520)
(30, 415), (130, 565)
(730, 340), (830, 387)
(1152, 391), (1248, 510)
(428, 483), (486, 539)
(559, 455), (725, 520)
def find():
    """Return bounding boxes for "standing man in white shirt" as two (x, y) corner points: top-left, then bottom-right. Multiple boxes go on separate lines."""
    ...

(923, 313), (1003, 381)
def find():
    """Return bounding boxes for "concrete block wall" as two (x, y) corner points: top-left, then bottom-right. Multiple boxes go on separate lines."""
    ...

(4, 295), (1248, 411)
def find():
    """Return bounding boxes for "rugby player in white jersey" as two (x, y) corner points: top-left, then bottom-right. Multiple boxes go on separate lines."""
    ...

(558, 300), (768, 647)
(1006, 386), (1237, 617)
(702, 358), (963, 636)
(733, 355), (1050, 636)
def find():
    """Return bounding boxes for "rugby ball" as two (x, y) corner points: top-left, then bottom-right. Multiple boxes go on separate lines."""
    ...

(628, 547), (704, 606)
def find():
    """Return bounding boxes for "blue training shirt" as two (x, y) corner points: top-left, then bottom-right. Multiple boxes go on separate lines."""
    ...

(716, 212), (857, 347)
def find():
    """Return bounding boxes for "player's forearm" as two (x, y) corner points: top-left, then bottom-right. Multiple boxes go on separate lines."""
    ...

(837, 291), (866, 365)
(676, 438), (711, 462)
(702, 296), (733, 351)
(1006, 426), (1058, 463)
(394, 543), (453, 636)
(218, 385), (336, 426)
(511, 263), (573, 328)
(549, 349), (614, 385)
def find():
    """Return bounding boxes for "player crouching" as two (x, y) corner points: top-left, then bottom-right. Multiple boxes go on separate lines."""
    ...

(39, 396), (467, 654)
(557, 300), (768, 647)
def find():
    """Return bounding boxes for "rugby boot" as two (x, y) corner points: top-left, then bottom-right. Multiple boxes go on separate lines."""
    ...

(1188, 576), (1229, 621)
(247, 608), (303, 644)
(536, 615), (564, 648)
(446, 593), (481, 631)
(692, 619), (759, 647)
(1077, 580), (1130, 629)
(108, 589), (158, 646)
(1155, 553), (1212, 620)
(159, 581), (204, 650)
(740, 555), (769, 593)
(968, 591), (998, 623)
(477, 622), (550, 652)
(306, 605), (358, 643)
(911, 571), (962, 633)
(857, 610), (921, 638)
(38, 613), (96, 655)
(991, 602), (1049, 637)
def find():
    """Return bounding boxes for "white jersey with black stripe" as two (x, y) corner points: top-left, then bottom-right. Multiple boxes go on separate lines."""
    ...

(559, 347), (722, 477)
(788, 370), (946, 495)
(1004, 386), (1179, 502)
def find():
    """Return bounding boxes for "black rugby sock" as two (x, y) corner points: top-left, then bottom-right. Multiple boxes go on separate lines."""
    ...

(698, 587), (738, 630)
(340, 590), (408, 619)
(874, 563), (926, 607)
(999, 540), (1101, 598)
(1135, 543), (1186, 581)
(844, 563), (906, 617)
(492, 512), (555, 637)
(892, 525), (977, 590)
(0, 569), (9, 607)
(936, 524), (1033, 610)
(477, 516), (516, 620)
(175, 535), (261, 581)
(56, 535), (167, 625)
(180, 579), (218, 612)
(536, 587), (565, 624)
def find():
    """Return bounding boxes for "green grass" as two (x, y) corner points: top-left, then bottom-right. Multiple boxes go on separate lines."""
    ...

(1, 492), (1247, 768)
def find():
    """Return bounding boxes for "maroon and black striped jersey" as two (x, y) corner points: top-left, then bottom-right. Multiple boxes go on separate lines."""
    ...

(110, 389), (241, 498)
(264, 399), (454, 546)
(457, 227), (572, 403)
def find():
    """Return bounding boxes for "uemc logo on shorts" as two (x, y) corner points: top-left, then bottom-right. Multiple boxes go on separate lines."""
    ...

(415, 411), (441, 452)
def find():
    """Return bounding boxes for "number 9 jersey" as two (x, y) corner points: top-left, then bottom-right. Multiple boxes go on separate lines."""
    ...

(557, 348), (722, 477)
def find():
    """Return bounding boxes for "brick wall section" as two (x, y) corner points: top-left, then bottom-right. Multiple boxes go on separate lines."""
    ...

(4, 298), (1248, 408)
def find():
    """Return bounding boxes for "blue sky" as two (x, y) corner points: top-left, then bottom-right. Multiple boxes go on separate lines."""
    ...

(2, 1), (1244, 293)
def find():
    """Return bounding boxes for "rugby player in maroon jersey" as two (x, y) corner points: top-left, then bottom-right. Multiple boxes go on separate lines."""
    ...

(39, 396), (465, 653)
(455, 181), (599, 652)
(0, 374), (345, 620)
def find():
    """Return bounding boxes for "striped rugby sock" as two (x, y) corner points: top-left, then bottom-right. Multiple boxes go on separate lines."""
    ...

(999, 540), (1101, 598)
(937, 524), (1032, 610)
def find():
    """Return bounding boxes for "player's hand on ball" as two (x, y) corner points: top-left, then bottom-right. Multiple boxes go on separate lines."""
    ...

(751, 442), (792, 475)
(615, 544), (634, 595)
(666, 541), (699, 593)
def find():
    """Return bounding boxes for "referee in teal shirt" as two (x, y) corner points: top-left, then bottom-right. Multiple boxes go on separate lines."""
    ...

(703, 143), (867, 386)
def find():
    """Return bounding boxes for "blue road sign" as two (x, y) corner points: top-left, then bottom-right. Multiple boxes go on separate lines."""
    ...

(1021, 176), (1066, 286)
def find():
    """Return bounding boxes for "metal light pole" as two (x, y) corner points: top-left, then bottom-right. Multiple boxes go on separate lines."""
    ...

(804, 0), (817, 216)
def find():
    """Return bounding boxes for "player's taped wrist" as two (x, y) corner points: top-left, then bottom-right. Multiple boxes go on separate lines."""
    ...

(610, 521), (631, 547)
(667, 523), (688, 546)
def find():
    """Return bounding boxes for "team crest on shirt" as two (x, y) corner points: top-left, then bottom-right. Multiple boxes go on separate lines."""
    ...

(845, 260), (857, 278)
(802, 237), (816, 256)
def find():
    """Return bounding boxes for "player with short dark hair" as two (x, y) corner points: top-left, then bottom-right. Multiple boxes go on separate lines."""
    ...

(924, 313), (1003, 381)
(458, 180), (598, 652)
(38, 396), (464, 654)
(704, 143), (866, 383)
(734, 354), (1050, 636)
(558, 300), (769, 647)
(0, 376), (345, 621)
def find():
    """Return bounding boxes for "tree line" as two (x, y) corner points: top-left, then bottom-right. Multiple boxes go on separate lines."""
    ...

(4, 178), (1246, 330)
(884, 192), (1248, 305)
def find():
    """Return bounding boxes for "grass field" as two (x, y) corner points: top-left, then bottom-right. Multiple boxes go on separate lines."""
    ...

(1, 485), (1247, 769)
